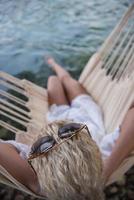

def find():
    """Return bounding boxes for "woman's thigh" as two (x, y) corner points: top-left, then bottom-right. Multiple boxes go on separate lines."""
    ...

(61, 75), (88, 103)
(47, 75), (69, 106)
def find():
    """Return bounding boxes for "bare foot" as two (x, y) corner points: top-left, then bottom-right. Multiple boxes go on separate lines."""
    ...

(45, 56), (57, 70)
(47, 57), (55, 66)
(45, 55), (70, 79)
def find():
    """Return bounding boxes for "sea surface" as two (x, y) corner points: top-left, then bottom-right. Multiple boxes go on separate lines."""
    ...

(0, 0), (132, 86)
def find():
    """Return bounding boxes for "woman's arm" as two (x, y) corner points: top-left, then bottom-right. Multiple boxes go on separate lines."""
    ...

(0, 143), (39, 193)
(103, 107), (134, 183)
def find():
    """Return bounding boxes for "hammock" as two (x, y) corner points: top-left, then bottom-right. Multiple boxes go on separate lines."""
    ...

(0, 4), (134, 198)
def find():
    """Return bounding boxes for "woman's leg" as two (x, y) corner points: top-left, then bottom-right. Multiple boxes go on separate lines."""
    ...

(47, 57), (88, 102)
(103, 105), (134, 183)
(47, 75), (69, 106)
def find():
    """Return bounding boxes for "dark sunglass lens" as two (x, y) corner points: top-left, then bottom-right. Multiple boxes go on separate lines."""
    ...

(58, 123), (82, 139)
(30, 136), (56, 155)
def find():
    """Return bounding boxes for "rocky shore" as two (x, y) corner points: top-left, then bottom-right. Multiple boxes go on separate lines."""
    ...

(0, 166), (133, 200)
(104, 165), (134, 200)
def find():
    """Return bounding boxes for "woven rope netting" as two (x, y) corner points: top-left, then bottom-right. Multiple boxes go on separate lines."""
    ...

(79, 4), (134, 132)
(0, 73), (48, 144)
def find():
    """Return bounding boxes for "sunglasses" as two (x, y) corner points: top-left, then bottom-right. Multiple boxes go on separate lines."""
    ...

(27, 123), (91, 161)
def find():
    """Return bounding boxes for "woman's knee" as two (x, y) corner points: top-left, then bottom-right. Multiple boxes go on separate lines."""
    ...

(62, 76), (86, 92)
(47, 76), (60, 94)
(47, 75), (62, 90)
(47, 75), (68, 105)
(61, 75), (78, 88)
(59, 73), (71, 84)
(61, 76), (88, 101)
(47, 75), (59, 87)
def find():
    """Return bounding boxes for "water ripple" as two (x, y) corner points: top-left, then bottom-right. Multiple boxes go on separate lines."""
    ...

(0, 0), (131, 79)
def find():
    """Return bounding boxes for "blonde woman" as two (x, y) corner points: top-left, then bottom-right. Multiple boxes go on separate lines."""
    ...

(0, 57), (134, 200)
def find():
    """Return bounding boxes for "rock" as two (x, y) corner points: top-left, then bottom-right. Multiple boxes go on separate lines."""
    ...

(116, 176), (126, 186)
(109, 186), (119, 194)
(127, 189), (134, 200)
(14, 194), (25, 200)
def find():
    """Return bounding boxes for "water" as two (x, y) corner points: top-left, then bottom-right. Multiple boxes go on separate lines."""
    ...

(0, 0), (132, 86)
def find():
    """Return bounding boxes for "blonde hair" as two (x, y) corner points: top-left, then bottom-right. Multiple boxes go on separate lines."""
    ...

(31, 120), (104, 200)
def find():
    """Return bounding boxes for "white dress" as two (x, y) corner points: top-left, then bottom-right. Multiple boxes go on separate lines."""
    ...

(0, 94), (120, 160)
(47, 94), (120, 160)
